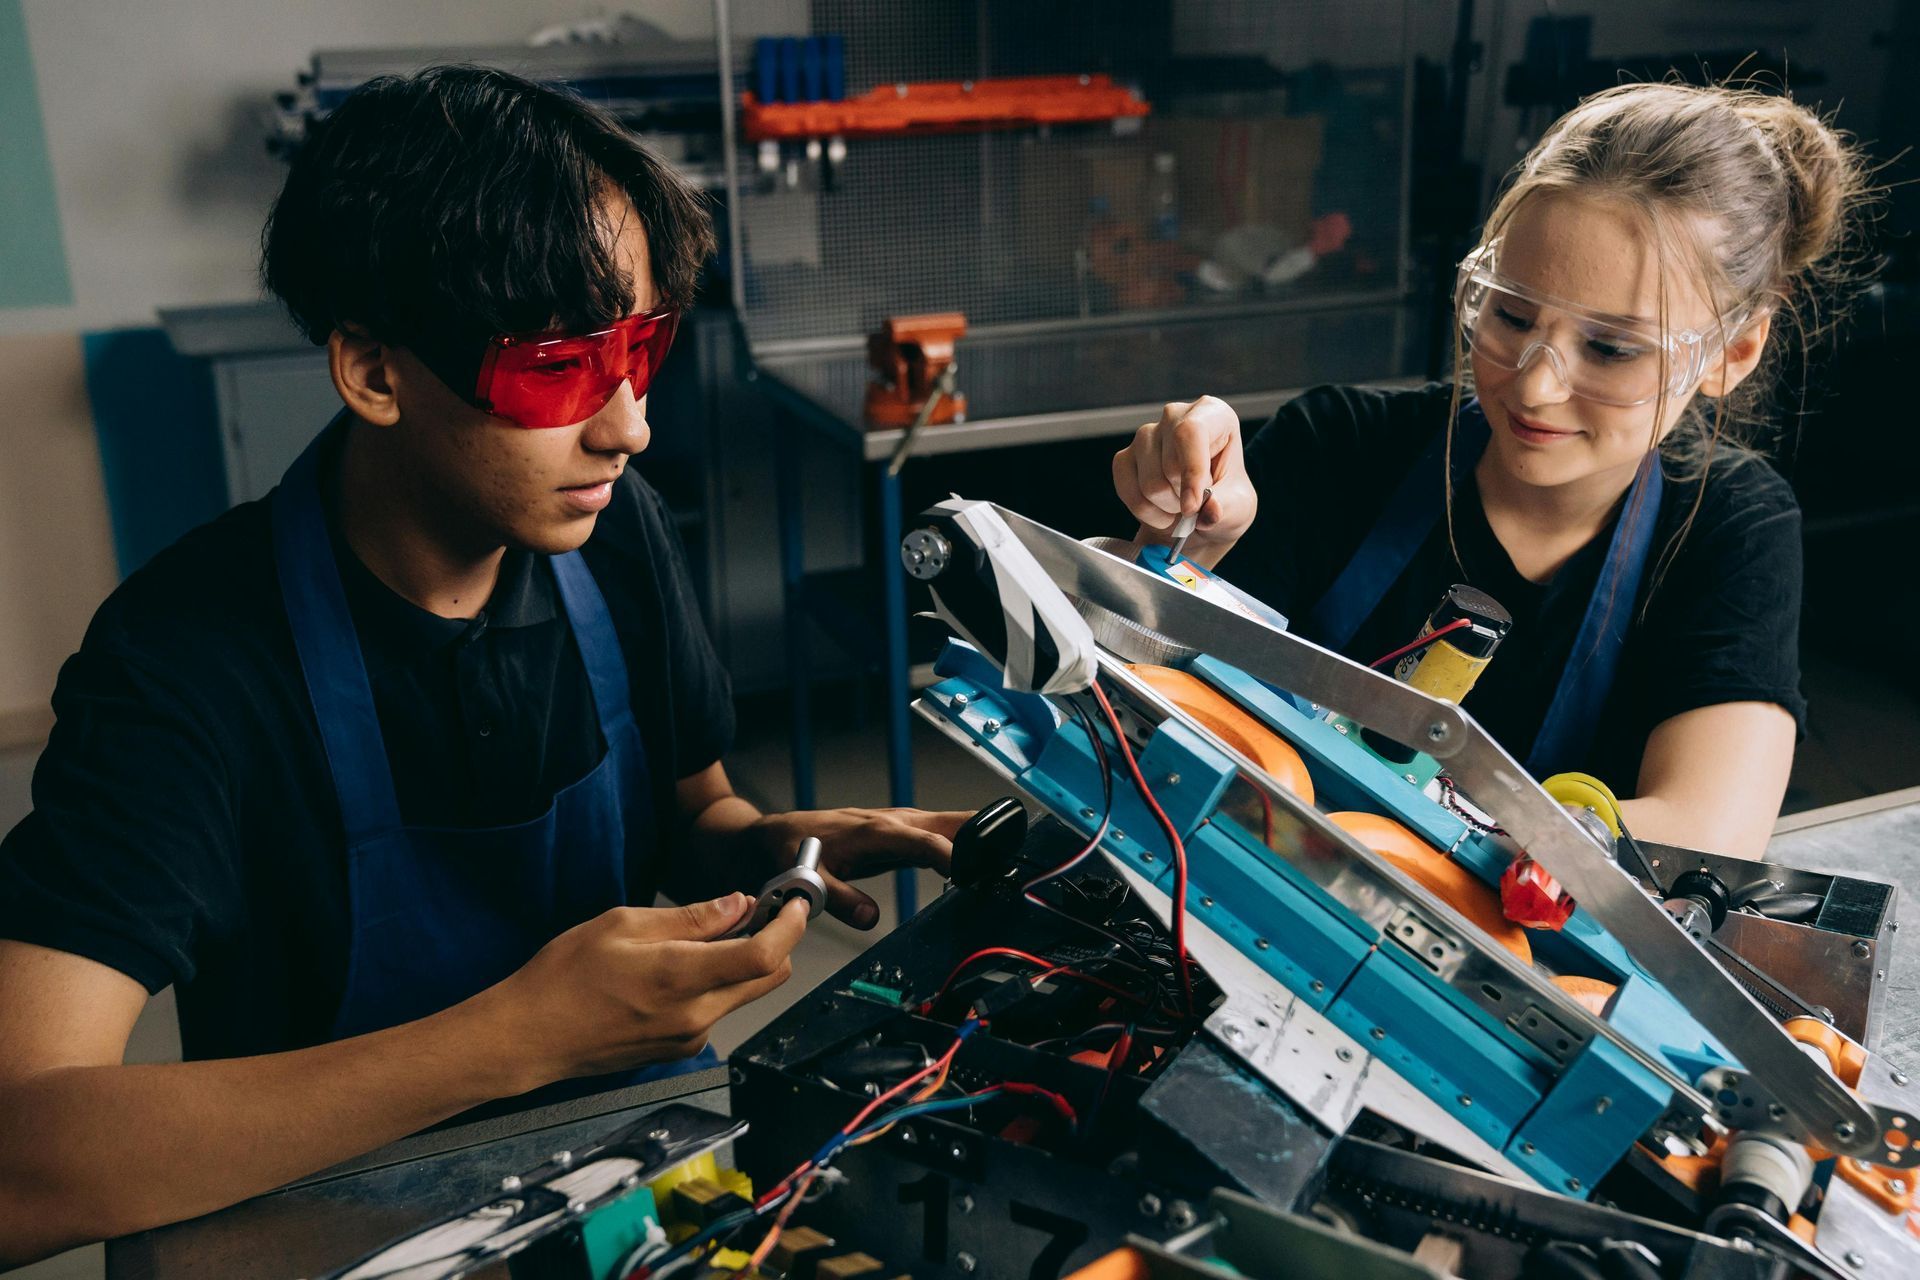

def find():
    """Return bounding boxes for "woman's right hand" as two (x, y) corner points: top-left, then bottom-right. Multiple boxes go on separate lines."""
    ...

(1112, 395), (1256, 568)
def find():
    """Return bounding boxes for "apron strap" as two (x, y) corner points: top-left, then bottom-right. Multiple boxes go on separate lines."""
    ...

(272, 417), (405, 843)
(1524, 453), (1664, 775)
(1306, 400), (1489, 650)
(551, 551), (636, 735)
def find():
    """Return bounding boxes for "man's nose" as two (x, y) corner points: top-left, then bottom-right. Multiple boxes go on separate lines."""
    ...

(580, 380), (650, 454)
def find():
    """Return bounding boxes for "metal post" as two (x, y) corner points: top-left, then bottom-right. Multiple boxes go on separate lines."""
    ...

(878, 462), (917, 920)
(775, 411), (816, 810)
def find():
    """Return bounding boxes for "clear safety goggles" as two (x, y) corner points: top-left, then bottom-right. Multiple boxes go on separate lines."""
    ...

(1456, 244), (1744, 409)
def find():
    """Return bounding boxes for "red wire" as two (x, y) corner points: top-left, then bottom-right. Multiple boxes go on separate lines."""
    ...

(920, 946), (1150, 1013)
(1368, 616), (1474, 670)
(1090, 680), (1196, 1014)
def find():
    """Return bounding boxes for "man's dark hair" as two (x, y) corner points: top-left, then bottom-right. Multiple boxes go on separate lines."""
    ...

(262, 64), (715, 377)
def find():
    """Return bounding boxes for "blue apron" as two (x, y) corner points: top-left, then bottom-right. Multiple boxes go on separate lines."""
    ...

(272, 421), (710, 1092)
(1304, 399), (1664, 777)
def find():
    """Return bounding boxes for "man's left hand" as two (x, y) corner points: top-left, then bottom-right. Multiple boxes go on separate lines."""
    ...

(748, 808), (968, 929)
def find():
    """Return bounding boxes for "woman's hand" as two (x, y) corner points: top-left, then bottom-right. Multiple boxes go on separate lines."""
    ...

(747, 808), (968, 929)
(1112, 396), (1256, 568)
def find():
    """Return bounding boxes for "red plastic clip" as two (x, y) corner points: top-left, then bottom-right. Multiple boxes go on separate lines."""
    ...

(1500, 855), (1575, 930)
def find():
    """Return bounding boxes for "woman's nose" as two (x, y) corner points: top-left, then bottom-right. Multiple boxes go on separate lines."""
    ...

(1511, 340), (1574, 405)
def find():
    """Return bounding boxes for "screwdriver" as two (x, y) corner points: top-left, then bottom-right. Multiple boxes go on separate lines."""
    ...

(1167, 487), (1212, 562)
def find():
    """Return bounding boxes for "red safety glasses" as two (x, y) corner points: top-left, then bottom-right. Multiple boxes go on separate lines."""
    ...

(471, 306), (680, 430)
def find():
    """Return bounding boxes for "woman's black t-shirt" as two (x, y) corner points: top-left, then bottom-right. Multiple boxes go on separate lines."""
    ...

(1219, 383), (1805, 791)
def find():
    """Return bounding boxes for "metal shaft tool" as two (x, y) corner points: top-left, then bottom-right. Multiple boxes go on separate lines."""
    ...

(735, 836), (828, 936)
(1167, 486), (1213, 561)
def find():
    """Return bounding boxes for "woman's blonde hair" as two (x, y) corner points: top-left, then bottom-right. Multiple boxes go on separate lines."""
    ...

(1445, 80), (1875, 599)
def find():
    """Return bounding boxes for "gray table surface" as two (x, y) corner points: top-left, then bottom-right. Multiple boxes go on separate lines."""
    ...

(104, 793), (1919, 1279)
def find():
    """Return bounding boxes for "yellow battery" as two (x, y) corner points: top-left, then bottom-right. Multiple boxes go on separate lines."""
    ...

(1397, 634), (1492, 704)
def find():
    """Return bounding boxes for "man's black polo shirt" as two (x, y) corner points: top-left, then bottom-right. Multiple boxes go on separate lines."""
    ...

(0, 433), (734, 1061)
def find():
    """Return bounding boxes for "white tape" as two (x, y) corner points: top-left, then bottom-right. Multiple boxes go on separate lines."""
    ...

(930, 499), (1097, 695)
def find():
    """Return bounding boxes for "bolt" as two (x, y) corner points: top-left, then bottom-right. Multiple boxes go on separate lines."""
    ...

(1854, 940), (1872, 958)
(623, 1172), (643, 1189)
(501, 1175), (523, 1192)
(957, 1252), (978, 1273)
(1896, 1070), (1911, 1087)
(1113, 829), (1127, 842)
(1878, 969), (1887, 981)
(1142, 852), (1156, 863)
(962, 80), (975, 92)
(901, 1127), (919, 1144)
(1428, 723), (1447, 742)
(1139, 1193), (1164, 1217)
(1370, 1027), (1386, 1040)
(1168, 1201), (1198, 1230)
(1891, 1178), (1909, 1195)
(1769, 1103), (1788, 1121)
(895, 82), (909, 97)
(950, 1142), (967, 1161)
(983, 719), (1001, 736)
(1520, 1142), (1536, 1155)
(1846, 1251), (1866, 1268)
(1458, 1095), (1473, 1108)
(1836, 1121), (1858, 1142)
(1309, 979), (1325, 993)
(1595, 1096), (1612, 1115)
(958, 1194), (976, 1214)
(1166, 773), (1182, 786)
(1200, 896), (1214, 908)
(649, 1127), (670, 1141)
(954, 693), (970, 708)
(1336, 1047), (1354, 1062)
(1334, 722), (1350, 735)
(1222, 1022), (1246, 1041)
(1567, 1178), (1582, 1192)
(567, 1199), (587, 1215)
(1404, 774), (1418, 785)
(1255, 938), (1270, 950)
(1080, 807), (1096, 819)
(551, 1150), (574, 1168)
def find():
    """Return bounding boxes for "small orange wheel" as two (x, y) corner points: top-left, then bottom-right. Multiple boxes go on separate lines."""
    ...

(1127, 665), (1314, 803)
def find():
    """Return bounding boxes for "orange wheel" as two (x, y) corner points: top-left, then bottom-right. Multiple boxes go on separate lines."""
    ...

(1326, 811), (1533, 966)
(1127, 665), (1313, 803)
(1551, 975), (1619, 1016)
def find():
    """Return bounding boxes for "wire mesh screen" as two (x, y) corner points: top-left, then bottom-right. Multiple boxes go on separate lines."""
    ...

(723, 0), (1412, 353)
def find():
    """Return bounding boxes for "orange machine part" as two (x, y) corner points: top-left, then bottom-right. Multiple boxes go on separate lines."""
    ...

(1784, 1015), (1867, 1088)
(1125, 665), (1313, 804)
(863, 313), (967, 429)
(1839, 1155), (1919, 1217)
(1325, 811), (1532, 966)
(1061, 1249), (1149, 1280)
(742, 75), (1151, 141)
(1550, 975), (1619, 1017)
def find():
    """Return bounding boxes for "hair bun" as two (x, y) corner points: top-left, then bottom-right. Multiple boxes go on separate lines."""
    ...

(1736, 95), (1862, 280)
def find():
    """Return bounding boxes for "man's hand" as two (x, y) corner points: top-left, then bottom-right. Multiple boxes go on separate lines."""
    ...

(747, 808), (968, 929)
(1113, 395), (1256, 569)
(480, 894), (807, 1087)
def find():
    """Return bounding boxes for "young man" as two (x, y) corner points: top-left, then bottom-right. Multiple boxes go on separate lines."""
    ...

(0, 66), (962, 1263)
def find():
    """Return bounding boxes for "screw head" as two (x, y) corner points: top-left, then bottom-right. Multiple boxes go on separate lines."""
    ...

(1566, 1178), (1582, 1192)
(1428, 723), (1448, 742)
(1221, 1022), (1245, 1041)
(1167, 1200), (1198, 1230)
(1336, 1047), (1354, 1062)
(551, 1150), (574, 1167)
(1895, 1070), (1911, 1086)
(953, 693), (970, 708)
(1520, 1142), (1536, 1155)
(1595, 1096), (1612, 1115)
(1846, 1250), (1866, 1268)
(1458, 1094), (1473, 1107)
(1309, 979), (1325, 992)
(567, 1198), (588, 1215)
(1835, 1121), (1858, 1142)
(1370, 1027), (1386, 1040)
(957, 1251), (978, 1273)
(950, 1142), (967, 1161)
(1166, 773), (1181, 786)
(648, 1128), (670, 1141)
(501, 1175), (523, 1192)
(1200, 896), (1214, 908)
(1854, 940), (1872, 958)
(958, 1194), (976, 1214)
(1891, 1178), (1909, 1195)
(983, 718), (1001, 736)
(1080, 807), (1096, 819)
(901, 1127), (919, 1144)
(1768, 1103), (1788, 1121)
(1139, 1193), (1163, 1217)
(1255, 937), (1270, 950)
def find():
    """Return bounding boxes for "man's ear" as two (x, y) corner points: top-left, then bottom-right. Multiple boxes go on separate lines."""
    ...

(327, 326), (402, 426)
(1697, 309), (1773, 399)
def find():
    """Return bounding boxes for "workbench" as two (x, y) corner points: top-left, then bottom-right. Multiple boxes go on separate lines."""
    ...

(105, 789), (1920, 1279)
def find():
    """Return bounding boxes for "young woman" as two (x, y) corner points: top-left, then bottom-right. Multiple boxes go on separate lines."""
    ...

(1113, 83), (1868, 858)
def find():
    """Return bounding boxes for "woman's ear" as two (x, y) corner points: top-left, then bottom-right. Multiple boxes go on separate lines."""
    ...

(328, 326), (403, 426)
(1697, 310), (1773, 399)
